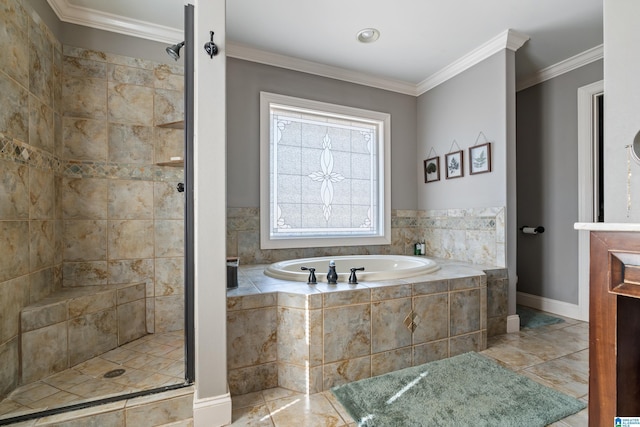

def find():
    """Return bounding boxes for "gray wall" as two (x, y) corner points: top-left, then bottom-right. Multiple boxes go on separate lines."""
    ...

(416, 51), (509, 210)
(604, 0), (640, 222)
(29, 0), (180, 65)
(226, 58), (418, 209)
(516, 60), (603, 303)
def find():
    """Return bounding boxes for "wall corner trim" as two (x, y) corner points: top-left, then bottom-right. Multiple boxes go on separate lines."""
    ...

(506, 314), (520, 333)
(517, 44), (604, 92)
(416, 29), (530, 95)
(193, 391), (232, 427)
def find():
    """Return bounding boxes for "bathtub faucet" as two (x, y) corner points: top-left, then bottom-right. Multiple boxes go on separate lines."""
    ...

(300, 266), (317, 285)
(348, 267), (365, 284)
(327, 261), (338, 284)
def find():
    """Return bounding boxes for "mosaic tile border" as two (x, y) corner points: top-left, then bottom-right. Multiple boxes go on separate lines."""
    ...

(1, 133), (183, 182)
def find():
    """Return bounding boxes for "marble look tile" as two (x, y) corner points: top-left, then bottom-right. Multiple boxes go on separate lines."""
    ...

(62, 76), (107, 120)
(154, 220), (184, 257)
(154, 88), (183, 125)
(41, 368), (92, 390)
(154, 64), (184, 91)
(0, 337), (19, 398)
(412, 293), (448, 344)
(63, 55), (106, 79)
(108, 82), (153, 125)
(117, 282), (145, 304)
(28, 48), (53, 109)
(66, 378), (130, 398)
(63, 46), (108, 62)
(68, 288), (116, 318)
(0, 73), (28, 141)
(108, 123), (154, 164)
(370, 284), (411, 301)
(10, 381), (59, 406)
(231, 404), (274, 427)
(449, 275), (482, 291)
(266, 393), (345, 427)
(450, 289), (480, 336)
(39, 408), (125, 426)
(277, 307), (308, 365)
(62, 261), (108, 287)
(154, 295), (184, 332)
(20, 300), (66, 333)
(123, 353), (174, 373)
(154, 127), (184, 163)
(231, 390), (265, 409)
(154, 258), (184, 296)
(487, 278), (508, 318)
(29, 390), (81, 411)
(322, 356), (371, 390)
(371, 298), (412, 353)
(63, 118), (108, 161)
(227, 307), (277, 369)
(449, 332), (481, 356)
(29, 167), (54, 219)
(323, 304), (370, 363)
(62, 177), (107, 219)
(21, 322), (68, 383)
(487, 316), (506, 337)
(371, 347), (412, 377)
(108, 220), (154, 259)
(29, 220), (55, 270)
(118, 299), (146, 345)
(322, 289), (370, 308)
(412, 279), (448, 296)
(108, 63), (154, 86)
(228, 363), (278, 396)
(108, 180), (153, 220)
(0, 221), (29, 281)
(154, 181), (185, 219)
(278, 363), (323, 395)
(63, 220), (107, 262)
(0, 11), (28, 88)
(108, 259), (153, 286)
(28, 95), (54, 153)
(227, 293), (277, 311)
(413, 339), (448, 366)
(68, 308), (117, 366)
(0, 161), (29, 220)
(466, 230), (496, 266)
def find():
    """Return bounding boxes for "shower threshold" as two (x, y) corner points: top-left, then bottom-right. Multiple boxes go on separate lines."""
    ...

(0, 330), (185, 422)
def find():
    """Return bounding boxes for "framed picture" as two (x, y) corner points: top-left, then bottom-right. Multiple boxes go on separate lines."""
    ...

(469, 142), (492, 175)
(424, 156), (440, 183)
(445, 150), (464, 179)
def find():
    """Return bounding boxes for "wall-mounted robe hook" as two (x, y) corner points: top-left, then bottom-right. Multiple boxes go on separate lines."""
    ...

(204, 31), (218, 58)
(520, 226), (545, 235)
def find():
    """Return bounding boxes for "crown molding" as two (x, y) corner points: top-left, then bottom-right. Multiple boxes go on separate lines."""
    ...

(226, 42), (418, 96)
(416, 29), (529, 95)
(47, 0), (182, 44)
(516, 44), (604, 92)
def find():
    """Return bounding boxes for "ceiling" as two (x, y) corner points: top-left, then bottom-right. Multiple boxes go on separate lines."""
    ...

(47, 0), (603, 93)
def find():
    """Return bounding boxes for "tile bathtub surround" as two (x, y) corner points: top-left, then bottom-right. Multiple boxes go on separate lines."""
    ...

(227, 260), (499, 396)
(226, 206), (505, 267)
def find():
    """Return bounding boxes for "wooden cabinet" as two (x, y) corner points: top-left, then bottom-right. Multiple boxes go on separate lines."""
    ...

(588, 230), (640, 426)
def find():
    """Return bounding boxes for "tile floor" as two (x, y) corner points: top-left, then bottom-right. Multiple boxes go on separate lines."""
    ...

(229, 311), (589, 427)
(0, 330), (186, 422)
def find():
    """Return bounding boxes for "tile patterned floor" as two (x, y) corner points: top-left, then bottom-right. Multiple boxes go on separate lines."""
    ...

(229, 311), (589, 427)
(0, 330), (185, 422)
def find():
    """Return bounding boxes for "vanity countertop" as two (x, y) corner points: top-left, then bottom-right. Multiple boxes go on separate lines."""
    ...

(574, 222), (640, 232)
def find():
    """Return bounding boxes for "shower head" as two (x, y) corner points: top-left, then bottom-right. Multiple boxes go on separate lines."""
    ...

(166, 41), (185, 61)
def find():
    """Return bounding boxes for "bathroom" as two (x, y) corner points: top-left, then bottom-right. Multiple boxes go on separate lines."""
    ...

(3, 0), (638, 425)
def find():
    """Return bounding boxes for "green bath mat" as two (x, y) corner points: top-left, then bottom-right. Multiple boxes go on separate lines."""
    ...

(331, 352), (585, 427)
(517, 305), (565, 329)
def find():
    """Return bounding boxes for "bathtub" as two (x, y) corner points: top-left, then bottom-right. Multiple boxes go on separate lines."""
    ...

(264, 254), (439, 282)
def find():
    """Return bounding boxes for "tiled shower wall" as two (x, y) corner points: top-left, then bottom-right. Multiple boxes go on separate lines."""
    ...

(0, 0), (185, 400)
(227, 207), (505, 267)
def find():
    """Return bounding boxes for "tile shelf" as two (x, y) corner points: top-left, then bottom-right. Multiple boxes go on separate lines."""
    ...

(156, 120), (184, 166)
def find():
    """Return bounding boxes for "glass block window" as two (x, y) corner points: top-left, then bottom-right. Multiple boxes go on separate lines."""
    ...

(260, 92), (391, 249)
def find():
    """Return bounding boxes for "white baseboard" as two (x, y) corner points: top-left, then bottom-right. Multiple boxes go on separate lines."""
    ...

(517, 291), (586, 321)
(193, 392), (232, 427)
(506, 315), (520, 333)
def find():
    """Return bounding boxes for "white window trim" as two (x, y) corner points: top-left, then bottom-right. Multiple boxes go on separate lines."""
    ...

(260, 92), (391, 250)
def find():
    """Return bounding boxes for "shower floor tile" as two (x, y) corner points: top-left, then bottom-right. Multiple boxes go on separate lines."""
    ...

(229, 310), (589, 427)
(0, 330), (185, 422)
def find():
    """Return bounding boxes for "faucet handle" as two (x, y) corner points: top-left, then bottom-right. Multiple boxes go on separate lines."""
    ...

(348, 267), (365, 284)
(301, 266), (317, 285)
